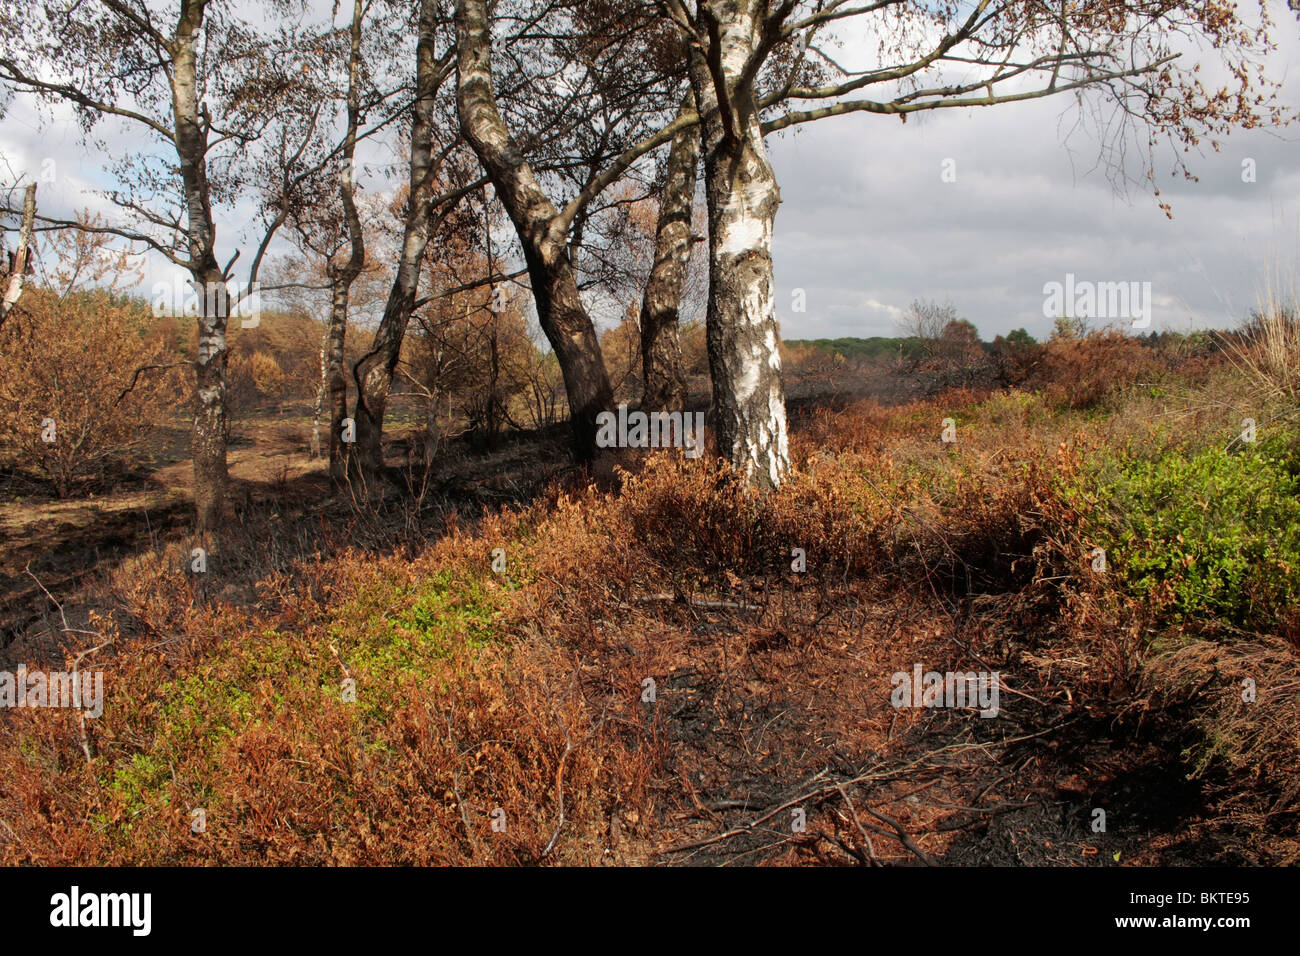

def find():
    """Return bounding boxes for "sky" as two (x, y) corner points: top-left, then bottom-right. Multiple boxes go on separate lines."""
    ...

(3, 2), (1300, 344)
(768, 4), (1300, 341)
(767, 78), (1300, 341)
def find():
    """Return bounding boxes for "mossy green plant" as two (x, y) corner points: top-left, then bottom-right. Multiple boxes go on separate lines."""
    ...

(1064, 428), (1300, 628)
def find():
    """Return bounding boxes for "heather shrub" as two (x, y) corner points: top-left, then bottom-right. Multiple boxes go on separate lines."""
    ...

(1063, 428), (1300, 629)
(989, 330), (1042, 386)
(0, 287), (184, 495)
(1032, 329), (1157, 410)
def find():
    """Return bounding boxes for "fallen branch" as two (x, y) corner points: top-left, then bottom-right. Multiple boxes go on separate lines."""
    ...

(835, 783), (880, 866)
(628, 592), (762, 612)
(858, 803), (937, 866)
(26, 565), (112, 765)
(661, 769), (830, 854)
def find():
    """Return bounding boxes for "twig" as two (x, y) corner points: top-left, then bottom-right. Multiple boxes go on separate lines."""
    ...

(858, 803), (937, 866)
(541, 723), (575, 858)
(835, 783), (880, 866)
(440, 704), (481, 862)
(114, 362), (190, 404)
(327, 643), (351, 680)
(541, 666), (602, 860)
(26, 565), (111, 764)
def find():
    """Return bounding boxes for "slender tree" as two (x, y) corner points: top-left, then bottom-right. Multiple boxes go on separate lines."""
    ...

(0, 0), (329, 528)
(283, 0), (372, 486)
(639, 93), (700, 413)
(657, 0), (1288, 490)
(0, 182), (37, 331)
(348, 0), (476, 486)
(454, 0), (698, 459)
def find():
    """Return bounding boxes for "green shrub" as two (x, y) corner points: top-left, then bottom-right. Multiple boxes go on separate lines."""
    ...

(1065, 430), (1300, 628)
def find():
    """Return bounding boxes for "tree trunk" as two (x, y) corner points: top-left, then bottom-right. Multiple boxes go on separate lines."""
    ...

(423, 386), (441, 466)
(352, 227), (426, 484)
(640, 94), (699, 413)
(323, 0), (367, 488)
(324, 273), (351, 484)
(311, 336), (327, 459)
(190, 261), (229, 531)
(455, 0), (613, 461)
(351, 0), (441, 488)
(688, 4), (790, 490)
(486, 314), (500, 449)
(172, 5), (229, 530)
(0, 182), (36, 331)
(521, 243), (612, 457)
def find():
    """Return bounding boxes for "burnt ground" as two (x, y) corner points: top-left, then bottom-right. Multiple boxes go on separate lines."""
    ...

(0, 359), (930, 625)
(0, 376), (1263, 866)
(0, 407), (570, 647)
(592, 586), (1250, 867)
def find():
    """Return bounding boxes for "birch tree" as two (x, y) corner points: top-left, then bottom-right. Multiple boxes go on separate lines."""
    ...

(454, 0), (697, 459)
(347, 0), (473, 486)
(658, 0), (1287, 490)
(0, 182), (37, 331)
(0, 0), (328, 529)
(319, 11), (367, 488)
(275, 0), (374, 486)
(639, 94), (701, 413)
